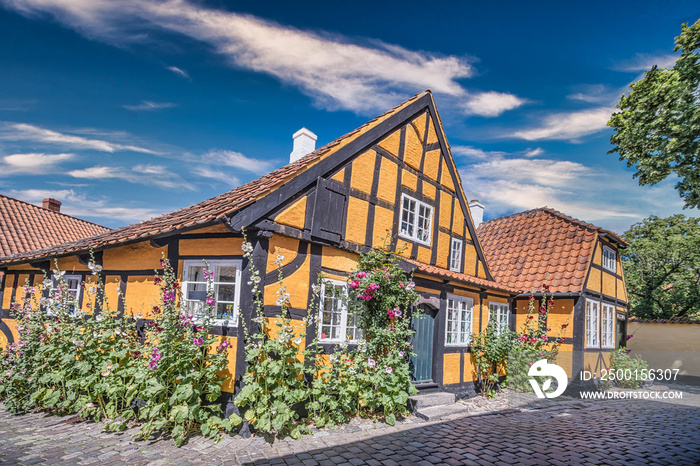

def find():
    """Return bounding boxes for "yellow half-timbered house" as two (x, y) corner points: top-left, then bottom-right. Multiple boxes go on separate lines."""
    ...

(0, 91), (520, 402)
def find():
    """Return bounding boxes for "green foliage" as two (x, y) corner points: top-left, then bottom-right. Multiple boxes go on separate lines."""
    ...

(608, 19), (700, 208)
(600, 349), (649, 390)
(622, 214), (700, 320)
(0, 255), (240, 447)
(234, 244), (312, 440)
(507, 288), (569, 392)
(471, 321), (516, 397)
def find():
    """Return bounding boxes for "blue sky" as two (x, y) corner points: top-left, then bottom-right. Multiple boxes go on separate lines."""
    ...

(1, 0), (698, 233)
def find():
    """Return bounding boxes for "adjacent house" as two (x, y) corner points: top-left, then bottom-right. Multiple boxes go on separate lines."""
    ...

(0, 91), (521, 399)
(477, 207), (630, 381)
(0, 195), (110, 348)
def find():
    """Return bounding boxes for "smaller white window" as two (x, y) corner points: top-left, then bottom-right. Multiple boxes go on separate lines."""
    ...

(450, 238), (463, 272)
(586, 300), (600, 348)
(182, 260), (242, 326)
(445, 296), (473, 346)
(399, 194), (433, 245)
(319, 280), (363, 343)
(488, 303), (509, 335)
(602, 246), (616, 273)
(601, 303), (615, 349)
(49, 274), (82, 315)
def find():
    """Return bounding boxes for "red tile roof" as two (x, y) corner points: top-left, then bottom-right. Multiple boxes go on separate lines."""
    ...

(476, 207), (627, 294)
(406, 259), (520, 294)
(0, 91), (430, 266)
(0, 194), (110, 258)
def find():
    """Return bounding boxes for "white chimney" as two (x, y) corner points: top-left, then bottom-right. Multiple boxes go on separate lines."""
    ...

(290, 127), (317, 163)
(469, 200), (484, 228)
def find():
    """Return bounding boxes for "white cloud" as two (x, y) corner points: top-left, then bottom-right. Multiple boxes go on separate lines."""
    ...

(459, 152), (698, 233)
(511, 107), (614, 141)
(0, 0), (529, 115)
(451, 146), (505, 161)
(200, 149), (276, 175)
(523, 147), (543, 157)
(166, 65), (190, 80)
(462, 91), (527, 117)
(0, 152), (73, 175)
(68, 164), (194, 190)
(192, 166), (240, 186)
(613, 53), (677, 72)
(123, 100), (178, 111)
(9, 188), (163, 223)
(0, 122), (159, 154)
(566, 84), (621, 104)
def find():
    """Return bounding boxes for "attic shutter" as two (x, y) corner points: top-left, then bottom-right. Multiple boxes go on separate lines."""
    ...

(311, 177), (348, 242)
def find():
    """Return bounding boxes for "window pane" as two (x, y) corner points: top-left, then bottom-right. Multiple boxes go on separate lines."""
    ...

(216, 284), (237, 302)
(216, 265), (237, 283)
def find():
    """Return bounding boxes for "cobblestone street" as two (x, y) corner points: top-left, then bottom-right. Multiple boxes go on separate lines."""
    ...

(1, 386), (699, 465)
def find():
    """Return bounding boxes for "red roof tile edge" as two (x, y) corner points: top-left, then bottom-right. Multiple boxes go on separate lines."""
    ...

(405, 258), (521, 294)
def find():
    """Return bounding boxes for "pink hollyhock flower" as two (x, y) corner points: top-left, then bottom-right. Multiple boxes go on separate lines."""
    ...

(349, 281), (360, 289)
(356, 272), (367, 279)
(368, 358), (376, 368)
(206, 297), (216, 306)
(193, 338), (204, 346)
(385, 366), (393, 374)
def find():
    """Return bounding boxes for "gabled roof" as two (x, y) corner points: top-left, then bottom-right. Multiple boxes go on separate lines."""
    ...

(0, 194), (110, 258)
(0, 91), (432, 266)
(405, 259), (520, 294)
(476, 207), (627, 294)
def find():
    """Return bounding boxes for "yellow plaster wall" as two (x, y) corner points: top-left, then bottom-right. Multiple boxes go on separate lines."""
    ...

(377, 158), (398, 204)
(377, 128), (401, 157)
(395, 239), (412, 258)
(452, 206), (464, 236)
(266, 236), (300, 273)
(440, 159), (455, 192)
(436, 232), (450, 270)
(321, 247), (358, 273)
(103, 241), (166, 271)
(592, 243), (602, 266)
(477, 260), (487, 279)
(264, 253), (311, 310)
(331, 168), (345, 182)
(0, 324), (10, 349)
(463, 353), (478, 382)
(401, 169), (417, 192)
(583, 351), (612, 375)
(547, 299), (575, 339)
(6, 264), (41, 271)
(617, 278), (627, 302)
(189, 224), (231, 234)
(56, 256), (89, 273)
(627, 322), (700, 376)
(403, 126), (423, 171)
(345, 197), (369, 246)
(416, 246), (431, 264)
(372, 206), (394, 249)
(3, 279), (15, 309)
(412, 113), (427, 142)
(587, 268), (601, 293)
(102, 275), (122, 312)
(274, 196), (307, 230)
(125, 276), (160, 319)
(180, 237), (243, 258)
(423, 149), (440, 181)
(515, 300), (531, 332)
(554, 346), (574, 377)
(439, 191), (451, 230)
(602, 272), (616, 298)
(264, 317), (307, 361)
(426, 117), (438, 145)
(464, 247), (477, 278)
(350, 150), (376, 195)
(422, 183), (436, 200)
(214, 336), (238, 393)
(443, 353), (461, 384)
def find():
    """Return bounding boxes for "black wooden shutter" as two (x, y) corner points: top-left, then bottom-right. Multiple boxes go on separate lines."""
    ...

(311, 177), (348, 243)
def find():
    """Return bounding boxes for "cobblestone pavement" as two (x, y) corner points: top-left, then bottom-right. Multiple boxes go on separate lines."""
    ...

(1, 385), (699, 465)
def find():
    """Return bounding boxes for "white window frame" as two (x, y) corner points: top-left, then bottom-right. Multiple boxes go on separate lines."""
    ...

(399, 193), (433, 246)
(445, 295), (473, 346)
(49, 273), (82, 315)
(602, 246), (616, 273)
(586, 299), (600, 348)
(450, 238), (463, 272)
(318, 280), (363, 344)
(181, 259), (242, 326)
(601, 303), (615, 349)
(488, 302), (510, 335)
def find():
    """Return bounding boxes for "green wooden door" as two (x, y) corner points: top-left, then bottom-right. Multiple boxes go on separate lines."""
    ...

(410, 306), (436, 383)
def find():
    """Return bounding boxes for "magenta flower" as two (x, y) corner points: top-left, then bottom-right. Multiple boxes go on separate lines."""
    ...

(193, 337), (204, 346)
(206, 297), (216, 306)
(349, 280), (360, 289)
(356, 272), (367, 279)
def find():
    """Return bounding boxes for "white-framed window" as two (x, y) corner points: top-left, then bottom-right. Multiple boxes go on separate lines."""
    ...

(50, 273), (82, 314)
(399, 194), (433, 245)
(450, 238), (463, 272)
(586, 299), (600, 348)
(319, 280), (363, 343)
(601, 303), (615, 349)
(488, 302), (509, 335)
(181, 260), (242, 325)
(445, 295), (473, 346)
(602, 246), (616, 272)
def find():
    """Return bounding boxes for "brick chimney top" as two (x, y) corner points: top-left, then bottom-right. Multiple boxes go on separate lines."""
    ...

(42, 198), (62, 213)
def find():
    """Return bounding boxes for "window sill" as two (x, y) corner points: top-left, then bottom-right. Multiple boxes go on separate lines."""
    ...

(398, 232), (431, 247)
